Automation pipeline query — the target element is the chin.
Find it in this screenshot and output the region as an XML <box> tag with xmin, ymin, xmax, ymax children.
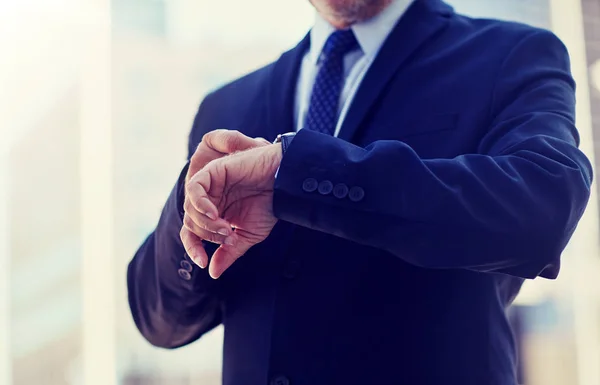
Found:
<box><xmin>316</xmin><ymin>0</ymin><xmax>392</xmax><ymax>24</ymax></box>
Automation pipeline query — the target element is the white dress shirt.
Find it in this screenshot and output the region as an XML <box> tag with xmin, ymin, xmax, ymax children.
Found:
<box><xmin>294</xmin><ymin>0</ymin><xmax>414</xmax><ymax>137</ymax></box>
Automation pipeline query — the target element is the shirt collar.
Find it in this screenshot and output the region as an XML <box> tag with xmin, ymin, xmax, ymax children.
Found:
<box><xmin>309</xmin><ymin>0</ymin><xmax>414</xmax><ymax>65</ymax></box>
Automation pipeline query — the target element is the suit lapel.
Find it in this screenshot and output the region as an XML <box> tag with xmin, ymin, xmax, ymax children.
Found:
<box><xmin>338</xmin><ymin>0</ymin><xmax>454</xmax><ymax>142</ymax></box>
<box><xmin>265</xmin><ymin>33</ymin><xmax>310</xmax><ymax>141</ymax></box>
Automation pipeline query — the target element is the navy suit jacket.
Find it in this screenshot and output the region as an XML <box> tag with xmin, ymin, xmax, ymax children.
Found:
<box><xmin>128</xmin><ymin>1</ymin><xmax>593</xmax><ymax>384</ymax></box>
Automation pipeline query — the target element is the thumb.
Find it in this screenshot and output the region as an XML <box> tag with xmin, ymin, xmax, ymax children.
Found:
<box><xmin>208</xmin><ymin>235</ymin><xmax>254</xmax><ymax>279</ymax></box>
<box><xmin>203</xmin><ymin>129</ymin><xmax>266</xmax><ymax>154</ymax></box>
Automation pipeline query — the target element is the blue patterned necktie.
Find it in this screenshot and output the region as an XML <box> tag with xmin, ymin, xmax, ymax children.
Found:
<box><xmin>304</xmin><ymin>29</ymin><xmax>359</xmax><ymax>136</ymax></box>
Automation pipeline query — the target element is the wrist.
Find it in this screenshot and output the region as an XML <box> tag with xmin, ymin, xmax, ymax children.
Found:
<box><xmin>268</xmin><ymin>143</ymin><xmax>283</xmax><ymax>179</ymax></box>
<box><xmin>273</xmin><ymin>132</ymin><xmax>295</xmax><ymax>180</ymax></box>
<box><xmin>177</xmin><ymin>161</ymin><xmax>191</xmax><ymax>221</ymax></box>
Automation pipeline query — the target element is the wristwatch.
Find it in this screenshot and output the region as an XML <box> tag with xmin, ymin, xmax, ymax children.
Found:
<box><xmin>273</xmin><ymin>132</ymin><xmax>296</xmax><ymax>155</ymax></box>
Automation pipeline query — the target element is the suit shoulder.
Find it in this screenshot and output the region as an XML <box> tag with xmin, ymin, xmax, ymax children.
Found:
<box><xmin>446</xmin><ymin>14</ymin><xmax>564</xmax><ymax>62</ymax></box>
<box><xmin>449</xmin><ymin>13</ymin><xmax>562</xmax><ymax>51</ymax></box>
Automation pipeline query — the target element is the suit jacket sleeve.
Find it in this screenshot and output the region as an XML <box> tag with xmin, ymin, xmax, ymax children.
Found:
<box><xmin>127</xmin><ymin>94</ymin><xmax>223</xmax><ymax>349</ymax></box>
<box><xmin>273</xmin><ymin>30</ymin><xmax>593</xmax><ymax>280</ymax></box>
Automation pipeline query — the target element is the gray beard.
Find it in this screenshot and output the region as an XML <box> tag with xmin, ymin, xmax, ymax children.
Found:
<box><xmin>328</xmin><ymin>0</ymin><xmax>393</xmax><ymax>25</ymax></box>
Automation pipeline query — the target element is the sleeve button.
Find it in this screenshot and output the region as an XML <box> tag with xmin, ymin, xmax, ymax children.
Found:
<box><xmin>318</xmin><ymin>180</ymin><xmax>333</xmax><ymax>195</ymax></box>
<box><xmin>302</xmin><ymin>178</ymin><xmax>318</xmax><ymax>192</ymax></box>
<box><xmin>348</xmin><ymin>186</ymin><xmax>365</xmax><ymax>202</ymax></box>
<box><xmin>270</xmin><ymin>376</ymin><xmax>290</xmax><ymax>385</ymax></box>
<box><xmin>333</xmin><ymin>183</ymin><xmax>348</xmax><ymax>199</ymax></box>
<box><xmin>178</xmin><ymin>268</ymin><xmax>192</xmax><ymax>281</ymax></box>
<box><xmin>180</xmin><ymin>260</ymin><xmax>193</xmax><ymax>272</ymax></box>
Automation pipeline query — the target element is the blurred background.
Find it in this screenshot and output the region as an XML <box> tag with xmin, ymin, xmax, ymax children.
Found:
<box><xmin>2</xmin><ymin>0</ymin><xmax>600</xmax><ymax>384</ymax></box>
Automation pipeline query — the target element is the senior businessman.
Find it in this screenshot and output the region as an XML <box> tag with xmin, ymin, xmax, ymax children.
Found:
<box><xmin>128</xmin><ymin>0</ymin><xmax>593</xmax><ymax>384</ymax></box>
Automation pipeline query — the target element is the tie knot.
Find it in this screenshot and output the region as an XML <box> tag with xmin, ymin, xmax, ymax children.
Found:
<box><xmin>321</xmin><ymin>29</ymin><xmax>358</xmax><ymax>59</ymax></box>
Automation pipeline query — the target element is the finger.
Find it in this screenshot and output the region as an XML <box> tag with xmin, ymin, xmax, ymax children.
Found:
<box><xmin>180</xmin><ymin>227</ymin><xmax>209</xmax><ymax>268</ymax></box>
<box><xmin>254</xmin><ymin>137</ymin><xmax>271</xmax><ymax>145</ymax></box>
<box><xmin>186</xmin><ymin>171</ymin><xmax>219</xmax><ymax>220</ymax></box>
<box><xmin>208</xmin><ymin>233</ymin><xmax>253</xmax><ymax>279</ymax></box>
<box><xmin>203</xmin><ymin>129</ymin><xmax>268</xmax><ymax>154</ymax></box>
<box><xmin>189</xmin><ymin>132</ymin><xmax>269</xmax><ymax>183</ymax></box>
<box><xmin>188</xmin><ymin>140</ymin><xmax>221</xmax><ymax>173</ymax></box>
<box><xmin>183</xmin><ymin>213</ymin><xmax>232</xmax><ymax>245</ymax></box>
<box><xmin>184</xmin><ymin>197</ymin><xmax>232</xmax><ymax>236</ymax></box>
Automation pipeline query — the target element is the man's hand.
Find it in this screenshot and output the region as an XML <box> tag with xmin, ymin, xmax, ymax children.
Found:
<box><xmin>186</xmin><ymin>138</ymin><xmax>283</xmax><ymax>279</ymax></box>
<box><xmin>181</xmin><ymin>130</ymin><xmax>270</xmax><ymax>269</ymax></box>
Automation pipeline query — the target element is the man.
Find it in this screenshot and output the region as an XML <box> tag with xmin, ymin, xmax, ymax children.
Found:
<box><xmin>127</xmin><ymin>0</ymin><xmax>593</xmax><ymax>384</ymax></box>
